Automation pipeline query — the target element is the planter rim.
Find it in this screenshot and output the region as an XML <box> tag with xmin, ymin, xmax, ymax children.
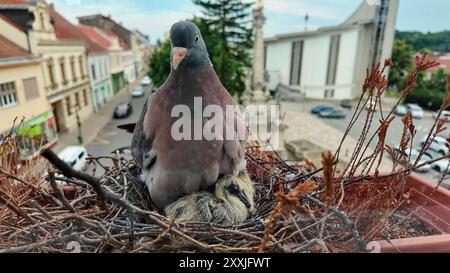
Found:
<box><xmin>368</xmin><ymin>174</ymin><xmax>450</xmax><ymax>253</ymax></box>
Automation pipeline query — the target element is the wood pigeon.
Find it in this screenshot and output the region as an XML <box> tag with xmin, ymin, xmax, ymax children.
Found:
<box><xmin>122</xmin><ymin>21</ymin><xmax>246</xmax><ymax>210</ymax></box>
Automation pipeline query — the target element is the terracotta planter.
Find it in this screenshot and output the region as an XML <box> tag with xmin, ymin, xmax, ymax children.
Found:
<box><xmin>368</xmin><ymin>174</ymin><xmax>450</xmax><ymax>253</ymax></box>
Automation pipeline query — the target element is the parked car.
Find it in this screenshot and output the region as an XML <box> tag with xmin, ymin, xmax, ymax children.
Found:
<box><xmin>392</xmin><ymin>147</ymin><xmax>431</xmax><ymax>173</ymax></box>
<box><xmin>131</xmin><ymin>87</ymin><xmax>145</xmax><ymax>97</ymax></box>
<box><xmin>425</xmin><ymin>149</ymin><xmax>450</xmax><ymax>174</ymax></box>
<box><xmin>366</xmin><ymin>100</ymin><xmax>377</xmax><ymax>112</ymax></box>
<box><xmin>394</xmin><ymin>105</ymin><xmax>407</xmax><ymax>116</ymax></box>
<box><xmin>141</xmin><ymin>76</ymin><xmax>151</xmax><ymax>86</ymax></box>
<box><xmin>319</xmin><ymin>109</ymin><xmax>346</xmax><ymax>119</ymax></box>
<box><xmin>58</xmin><ymin>146</ymin><xmax>88</xmax><ymax>172</ymax></box>
<box><xmin>113</xmin><ymin>102</ymin><xmax>133</xmax><ymax>119</ymax></box>
<box><xmin>311</xmin><ymin>105</ymin><xmax>334</xmax><ymax>114</ymax></box>
<box><xmin>432</xmin><ymin>110</ymin><xmax>450</xmax><ymax>121</ymax></box>
<box><xmin>406</xmin><ymin>104</ymin><xmax>424</xmax><ymax>119</ymax></box>
<box><xmin>340</xmin><ymin>99</ymin><xmax>352</xmax><ymax>109</ymax></box>
<box><xmin>420</xmin><ymin>135</ymin><xmax>448</xmax><ymax>155</ymax></box>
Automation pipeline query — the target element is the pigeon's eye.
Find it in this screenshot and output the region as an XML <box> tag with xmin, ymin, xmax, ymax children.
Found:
<box><xmin>195</xmin><ymin>35</ymin><xmax>199</xmax><ymax>43</ymax></box>
<box><xmin>227</xmin><ymin>184</ymin><xmax>240</xmax><ymax>195</ymax></box>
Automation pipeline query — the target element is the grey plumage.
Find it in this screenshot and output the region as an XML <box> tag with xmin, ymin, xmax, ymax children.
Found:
<box><xmin>164</xmin><ymin>171</ymin><xmax>255</xmax><ymax>225</ymax></box>
<box><xmin>130</xmin><ymin>21</ymin><xmax>246</xmax><ymax>210</ymax></box>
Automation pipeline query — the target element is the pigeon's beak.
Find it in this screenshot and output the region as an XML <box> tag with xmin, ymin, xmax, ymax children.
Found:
<box><xmin>172</xmin><ymin>47</ymin><xmax>187</xmax><ymax>70</ymax></box>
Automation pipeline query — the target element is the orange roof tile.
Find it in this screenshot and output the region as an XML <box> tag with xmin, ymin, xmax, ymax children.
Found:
<box><xmin>0</xmin><ymin>34</ymin><xmax>31</xmax><ymax>59</ymax></box>
<box><xmin>49</xmin><ymin>7</ymin><xmax>86</xmax><ymax>42</ymax></box>
<box><xmin>77</xmin><ymin>25</ymin><xmax>111</xmax><ymax>49</ymax></box>
<box><xmin>98</xmin><ymin>28</ymin><xmax>130</xmax><ymax>50</ymax></box>
<box><xmin>0</xmin><ymin>0</ymin><xmax>27</xmax><ymax>5</ymax></box>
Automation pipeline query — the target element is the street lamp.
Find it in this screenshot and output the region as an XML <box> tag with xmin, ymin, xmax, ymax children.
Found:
<box><xmin>76</xmin><ymin>106</ymin><xmax>83</xmax><ymax>145</ymax></box>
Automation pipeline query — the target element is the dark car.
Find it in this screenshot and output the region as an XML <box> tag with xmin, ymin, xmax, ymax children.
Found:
<box><xmin>113</xmin><ymin>102</ymin><xmax>133</xmax><ymax>119</ymax></box>
<box><xmin>311</xmin><ymin>105</ymin><xmax>334</xmax><ymax>114</ymax></box>
<box><xmin>340</xmin><ymin>99</ymin><xmax>352</xmax><ymax>109</ymax></box>
<box><xmin>319</xmin><ymin>109</ymin><xmax>346</xmax><ymax>119</ymax></box>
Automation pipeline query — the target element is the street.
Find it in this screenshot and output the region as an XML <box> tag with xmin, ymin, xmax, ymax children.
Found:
<box><xmin>86</xmin><ymin>85</ymin><xmax>152</xmax><ymax>157</ymax></box>
<box><xmin>282</xmin><ymin>99</ymin><xmax>450</xmax><ymax>184</ymax></box>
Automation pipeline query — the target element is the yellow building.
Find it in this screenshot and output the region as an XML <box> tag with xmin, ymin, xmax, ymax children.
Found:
<box><xmin>0</xmin><ymin>34</ymin><xmax>57</xmax><ymax>160</ymax></box>
<box><xmin>0</xmin><ymin>0</ymin><xmax>93</xmax><ymax>133</ymax></box>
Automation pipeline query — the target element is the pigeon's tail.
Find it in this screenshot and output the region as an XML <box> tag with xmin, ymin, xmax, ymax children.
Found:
<box><xmin>117</xmin><ymin>123</ymin><xmax>136</xmax><ymax>134</ymax></box>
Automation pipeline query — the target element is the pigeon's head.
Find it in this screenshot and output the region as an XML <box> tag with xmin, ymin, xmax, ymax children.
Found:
<box><xmin>169</xmin><ymin>21</ymin><xmax>210</xmax><ymax>70</ymax></box>
<box><xmin>215</xmin><ymin>174</ymin><xmax>255</xmax><ymax>214</ymax></box>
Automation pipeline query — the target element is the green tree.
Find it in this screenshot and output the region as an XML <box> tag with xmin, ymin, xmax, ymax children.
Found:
<box><xmin>395</xmin><ymin>30</ymin><xmax>450</xmax><ymax>53</ymax></box>
<box><xmin>193</xmin><ymin>0</ymin><xmax>253</xmax><ymax>97</ymax></box>
<box><xmin>388</xmin><ymin>40</ymin><xmax>414</xmax><ymax>90</ymax></box>
<box><xmin>148</xmin><ymin>38</ymin><xmax>171</xmax><ymax>88</ymax></box>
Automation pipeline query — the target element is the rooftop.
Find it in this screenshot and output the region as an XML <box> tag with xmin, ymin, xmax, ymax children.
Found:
<box><xmin>76</xmin><ymin>25</ymin><xmax>109</xmax><ymax>54</ymax></box>
<box><xmin>0</xmin><ymin>34</ymin><xmax>31</xmax><ymax>59</ymax></box>
<box><xmin>49</xmin><ymin>7</ymin><xmax>86</xmax><ymax>43</ymax></box>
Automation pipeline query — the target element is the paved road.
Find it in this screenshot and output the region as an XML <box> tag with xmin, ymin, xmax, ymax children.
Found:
<box><xmin>282</xmin><ymin>100</ymin><xmax>449</xmax><ymax>184</ymax></box>
<box><xmin>86</xmin><ymin>85</ymin><xmax>153</xmax><ymax>157</ymax></box>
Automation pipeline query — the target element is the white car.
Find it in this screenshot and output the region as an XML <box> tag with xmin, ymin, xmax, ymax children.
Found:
<box><xmin>406</xmin><ymin>104</ymin><xmax>424</xmax><ymax>119</ymax></box>
<box><xmin>58</xmin><ymin>146</ymin><xmax>88</xmax><ymax>172</ymax></box>
<box><xmin>392</xmin><ymin>146</ymin><xmax>431</xmax><ymax>173</ymax></box>
<box><xmin>394</xmin><ymin>105</ymin><xmax>407</xmax><ymax>116</ymax></box>
<box><xmin>131</xmin><ymin>87</ymin><xmax>145</xmax><ymax>97</ymax></box>
<box><xmin>141</xmin><ymin>76</ymin><xmax>151</xmax><ymax>86</ymax></box>
<box><xmin>420</xmin><ymin>135</ymin><xmax>449</xmax><ymax>155</ymax></box>
<box><xmin>432</xmin><ymin>110</ymin><xmax>450</xmax><ymax>121</ymax></box>
<box><xmin>425</xmin><ymin>150</ymin><xmax>450</xmax><ymax>174</ymax></box>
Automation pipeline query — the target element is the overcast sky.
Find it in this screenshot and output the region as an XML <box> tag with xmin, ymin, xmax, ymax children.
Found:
<box><xmin>49</xmin><ymin>0</ymin><xmax>450</xmax><ymax>43</ymax></box>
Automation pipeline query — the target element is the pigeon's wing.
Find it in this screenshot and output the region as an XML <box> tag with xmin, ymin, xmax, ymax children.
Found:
<box><xmin>131</xmin><ymin>93</ymin><xmax>155</xmax><ymax>169</ymax></box>
<box><xmin>222</xmin><ymin>99</ymin><xmax>247</xmax><ymax>175</ymax></box>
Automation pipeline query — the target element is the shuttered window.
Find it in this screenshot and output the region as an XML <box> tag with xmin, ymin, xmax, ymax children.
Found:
<box><xmin>23</xmin><ymin>77</ymin><xmax>39</xmax><ymax>101</ymax></box>
<box><xmin>290</xmin><ymin>41</ymin><xmax>304</xmax><ymax>85</ymax></box>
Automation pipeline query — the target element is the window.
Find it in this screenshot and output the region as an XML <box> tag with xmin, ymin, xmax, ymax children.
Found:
<box><xmin>47</xmin><ymin>60</ymin><xmax>56</xmax><ymax>86</ymax></box>
<box><xmin>60</xmin><ymin>57</ymin><xmax>67</xmax><ymax>84</ymax></box>
<box><xmin>66</xmin><ymin>97</ymin><xmax>72</xmax><ymax>115</ymax></box>
<box><xmin>325</xmin><ymin>34</ymin><xmax>341</xmax><ymax>98</ymax></box>
<box><xmin>0</xmin><ymin>81</ymin><xmax>18</xmax><ymax>108</ymax></box>
<box><xmin>70</xmin><ymin>57</ymin><xmax>77</xmax><ymax>82</ymax></box>
<box><xmin>83</xmin><ymin>89</ymin><xmax>89</xmax><ymax>106</ymax></box>
<box><xmin>91</xmin><ymin>64</ymin><xmax>96</xmax><ymax>80</ymax></box>
<box><xmin>290</xmin><ymin>41</ymin><xmax>304</xmax><ymax>85</ymax></box>
<box><xmin>79</xmin><ymin>56</ymin><xmax>85</xmax><ymax>79</ymax></box>
<box><xmin>75</xmin><ymin>92</ymin><xmax>80</xmax><ymax>109</ymax></box>
<box><xmin>23</xmin><ymin>77</ymin><xmax>39</xmax><ymax>101</ymax></box>
<box><xmin>40</xmin><ymin>12</ymin><xmax>45</xmax><ymax>30</ymax></box>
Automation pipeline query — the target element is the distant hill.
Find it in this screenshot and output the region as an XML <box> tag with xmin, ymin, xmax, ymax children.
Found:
<box><xmin>395</xmin><ymin>30</ymin><xmax>450</xmax><ymax>53</ymax></box>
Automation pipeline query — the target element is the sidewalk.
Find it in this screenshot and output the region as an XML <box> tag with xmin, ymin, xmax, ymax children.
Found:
<box><xmin>54</xmin><ymin>76</ymin><xmax>143</xmax><ymax>153</ymax></box>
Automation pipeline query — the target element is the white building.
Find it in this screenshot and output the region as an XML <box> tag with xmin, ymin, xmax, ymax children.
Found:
<box><xmin>265</xmin><ymin>0</ymin><xmax>399</xmax><ymax>100</ymax></box>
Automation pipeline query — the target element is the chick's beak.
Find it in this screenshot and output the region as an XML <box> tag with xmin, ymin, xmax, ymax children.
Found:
<box><xmin>236</xmin><ymin>192</ymin><xmax>251</xmax><ymax>209</ymax></box>
<box><xmin>172</xmin><ymin>47</ymin><xmax>187</xmax><ymax>70</ymax></box>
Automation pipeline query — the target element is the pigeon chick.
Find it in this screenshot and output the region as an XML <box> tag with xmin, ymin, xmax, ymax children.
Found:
<box><xmin>165</xmin><ymin>171</ymin><xmax>255</xmax><ymax>225</ymax></box>
<box><xmin>129</xmin><ymin>21</ymin><xmax>246</xmax><ymax>210</ymax></box>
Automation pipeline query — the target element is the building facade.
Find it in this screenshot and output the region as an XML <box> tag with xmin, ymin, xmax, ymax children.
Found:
<box><xmin>96</xmin><ymin>28</ymin><xmax>132</xmax><ymax>93</ymax></box>
<box><xmin>0</xmin><ymin>34</ymin><xmax>57</xmax><ymax>160</ymax></box>
<box><xmin>77</xmin><ymin>25</ymin><xmax>113</xmax><ymax>112</ymax></box>
<box><xmin>0</xmin><ymin>0</ymin><xmax>94</xmax><ymax>133</ymax></box>
<box><xmin>264</xmin><ymin>0</ymin><xmax>399</xmax><ymax>100</ymax></box>
<box><xmin>78</xmin><ymin>14</ymin><xmax>146</xmax><ymax>81</ymax></box>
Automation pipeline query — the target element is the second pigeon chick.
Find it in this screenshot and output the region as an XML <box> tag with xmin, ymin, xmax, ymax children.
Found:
<box><xmin>164</xmin><ymin>171</ymin><xmax>255</xmax><ymax>225</ymax></box>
